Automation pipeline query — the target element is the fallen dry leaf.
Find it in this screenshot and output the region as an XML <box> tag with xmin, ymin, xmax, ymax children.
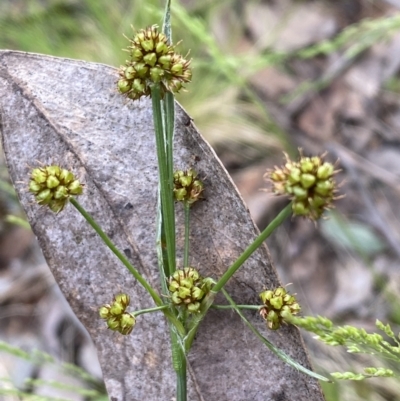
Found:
<box><xmin>0</xmin><ymin>51</ymin><xmax>324</xmax><ymax>401</ymax></box>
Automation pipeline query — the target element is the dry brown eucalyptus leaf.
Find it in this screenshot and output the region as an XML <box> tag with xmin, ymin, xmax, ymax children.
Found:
<box><xmin>0</xmin><ymin>51</ymin><xmax>325</xmax><ymax>401</ymax></box>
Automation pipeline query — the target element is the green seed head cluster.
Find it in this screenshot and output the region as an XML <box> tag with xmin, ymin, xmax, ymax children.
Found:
<box><xmin>265</xmin><ymin>152</ymin><xmax>338</xmax><ymax>220</ymax></box>
<box><xmin>259</xmin><ymin>287</ymin><xmax>301</xmax><ymax>330</ymax></box>
<box><xmin>331</xmin><ymin>367</ymin><xmax>394</xmax><ymax>381</ymax></box>
<box><xmin>28</xmin><ymin>165</ymin><xmax>83</xmax><ymax>213</ymax></box>
<box><xmin>118</xmin><ymin>25</ymin><xmax>192</xmax><ymax>100</ymax></box>
<box><xmin>99</xmin><ymin>293</ymin><xmax>135</xmax><ymax>335</ymax></box>
<box><xmin>173</xmin><ymin>169</ymin><xmax>204</xmax><ymax>204</ymax></box>
<box><xmin>168</xmin><ymin>267</ymin><xmax>212</xmax><ymax>314</ymax></box>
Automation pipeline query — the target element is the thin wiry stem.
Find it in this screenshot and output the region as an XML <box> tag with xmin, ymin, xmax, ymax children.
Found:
<box><xmin>183</xmin><ymin>201</ymin><xmax>190</xmax><ymax>267</ymax></box>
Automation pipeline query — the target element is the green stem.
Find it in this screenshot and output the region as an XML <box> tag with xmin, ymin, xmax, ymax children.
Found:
<box><xmin>5</xmin><ymin>215</ymin><xmax>30</xmax><ymax>230</ymax></box>
<box><xmin>164</xmin><ymin>91</ymin><xmax>176</xmax><ymax>273</ymax></box>
<box><xmin>133</xmin><ymin>305</ymin><xmax>169</xmax><ymax>317</ymax></box>
<box><xmin>176</xmin><ymin>352</ymin><xmax>187</xmax><ymax>401</ymax></box>
<box><xmin>169</xmin><ymin>327</ymin><xmax>187</xmax><ymax>401</ymax></box>
<box><xmin>211</xmin><ymin>305</ymin><xmax>260</xmax><ymax>311</ymax></box>
<box><xmin>212</xmin><ymin>203</ymin><xmax>292</xmax><ymax>293</ymax></box>
<box><xmin>70</xmin><ymin>198</ymin><xmax>162</xmax><ymax>306</ymax></box>
<box><xmin>185</xmin><ymin>203</ymin><xmax>292</xmax><ymax>348</ymax></box>
<box><xmin>156</xmin><ymin>199</ymin><xmax>169</xmax><ymax>296</ymax></box>
<box><xmin>70</xmin><ymin>198</ymin><xmax>186</xmax><ymax>336</ymax></box>
<box><xmin>151</xmin><ymin>85</ymin><xmax>176</xmax><ymax>277</ymax></box>
<box><xmin>183</xmin><ymin>201</ymin><xmax>190</xmax><ymax>267</ymax></box>
<box><xmin>162</xmin><ymin>0</ymin><xmax>172</xmax><ymax>42</ymax></box>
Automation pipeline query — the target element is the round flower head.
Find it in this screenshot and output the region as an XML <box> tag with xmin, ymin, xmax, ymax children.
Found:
<box><xmin>99</xmin><ymin>293</ymin><xmax>136</xmax><ymax>335</ymax></box>
<box><xmin>168</xmin><ymin>267</ymin><xmax>212</xmax><ymax>314</ymax></box>
<box><xmin>259</xmin><ymin>287</ymin><xmax>301</xmax><ymax>330</ymax></box>
<box><xmin>117</xmin><ymin>25</ymin><xmax>192</xmax><ymax>101</ymax></box>
<box><xmin>173</xmin><ymin>169</ymin><xmax>204</xmax><ymax>204</ymax></box>
<box><xmin>265</xmin><ymin>151</ymin><xmax>340</xmax><ymax>220</ymax></box>
<box><xmin>28</xmin><ymin>165</ymin><xmax>83</xmax><ymax>213</ymax></box>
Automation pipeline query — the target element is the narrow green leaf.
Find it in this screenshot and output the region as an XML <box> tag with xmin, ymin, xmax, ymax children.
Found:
<box><xmin>151</xmin><ymin>85</ymin><xmax>176</xmax><ymax>277</ymax></box>
<box><xmin>5</xmin><ymin>214</ymin><xmax>31</xmax><ymax>229</ymax></box>
<box><xmin>162</xmin><ymin>0</ymin><xmax>172</xmax><ymax>42</ymax></box>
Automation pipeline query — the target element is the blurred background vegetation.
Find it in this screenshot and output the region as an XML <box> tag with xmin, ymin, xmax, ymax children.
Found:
<box><xmin>1</xmin><ymin>0</ymin><xmax>400</xmax><ymax>400</ymax></box>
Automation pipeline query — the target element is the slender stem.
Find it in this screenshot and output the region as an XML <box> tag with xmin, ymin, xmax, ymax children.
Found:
<box><xmin>162</xmin><ymin>5</ymin><xmax>187</xmax><ymax>397</ymax></box>
<box><xmin>211</xmin><ymin>304</ymin><xmax>260</xmax><ymax>311</ymax></box>
<box><xmin>151</xmin><ymin>85</ymin><xmax>176</xmax><ymax>277</ymax></box>
<box><xmin>176</xmin><ymin>355</ymin><xmax>187</xmax><ymax>401</ymax></box>
<box><xmin>221</xmin><ymin>288</ymin><xmax>262</xmax><ymax>338</ymax></box>
<box><xmin>70</xmin><ymin>198</ymin><xmax>186</xmax><ymax>336</ymax></box>
<box><xmin>162</xmin><ymin>0</ymin><xmax>172</xmax><ymax>42</ymax></box>
<box><xmin>212</xmin><ymin>203</ymin><xmax>292</xmax><ymax>293</ymax></box>
<box><xmin>184</xmin><ymin>203</ymin><xmax>292</xmax><ymax>348</ymax></box>
<box><xmin>70</xmin><ymin>198</ymin><xmax>163</xmax><ymax>306</ymax></box>
<box><xmin>5</xmin><ymin>215</ymin><xmax>31</xmax><ymax>229</ymax></box>
<box><xmin>156</xmin><ymin>197</ymin><xmax>169</xmax><ymax>296</ymax></box>
<box><xmin>133</xmin><ymin>305</ymin><xmax>169</xmax><ymax>317</ymax></box>
<box><xmin>183</xmin><ymin>201</ymin><xmax>190</xmax><ymax>267</ymax></box>
<box><xmin>164</xmin><ymin>91</ymin><xmax>176</xmax><ymax>273</ymax></box>
<box><xmin>170</xmin><ymin>327</ymin><xmax>187</xmax><ymax>401</ymax></box>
